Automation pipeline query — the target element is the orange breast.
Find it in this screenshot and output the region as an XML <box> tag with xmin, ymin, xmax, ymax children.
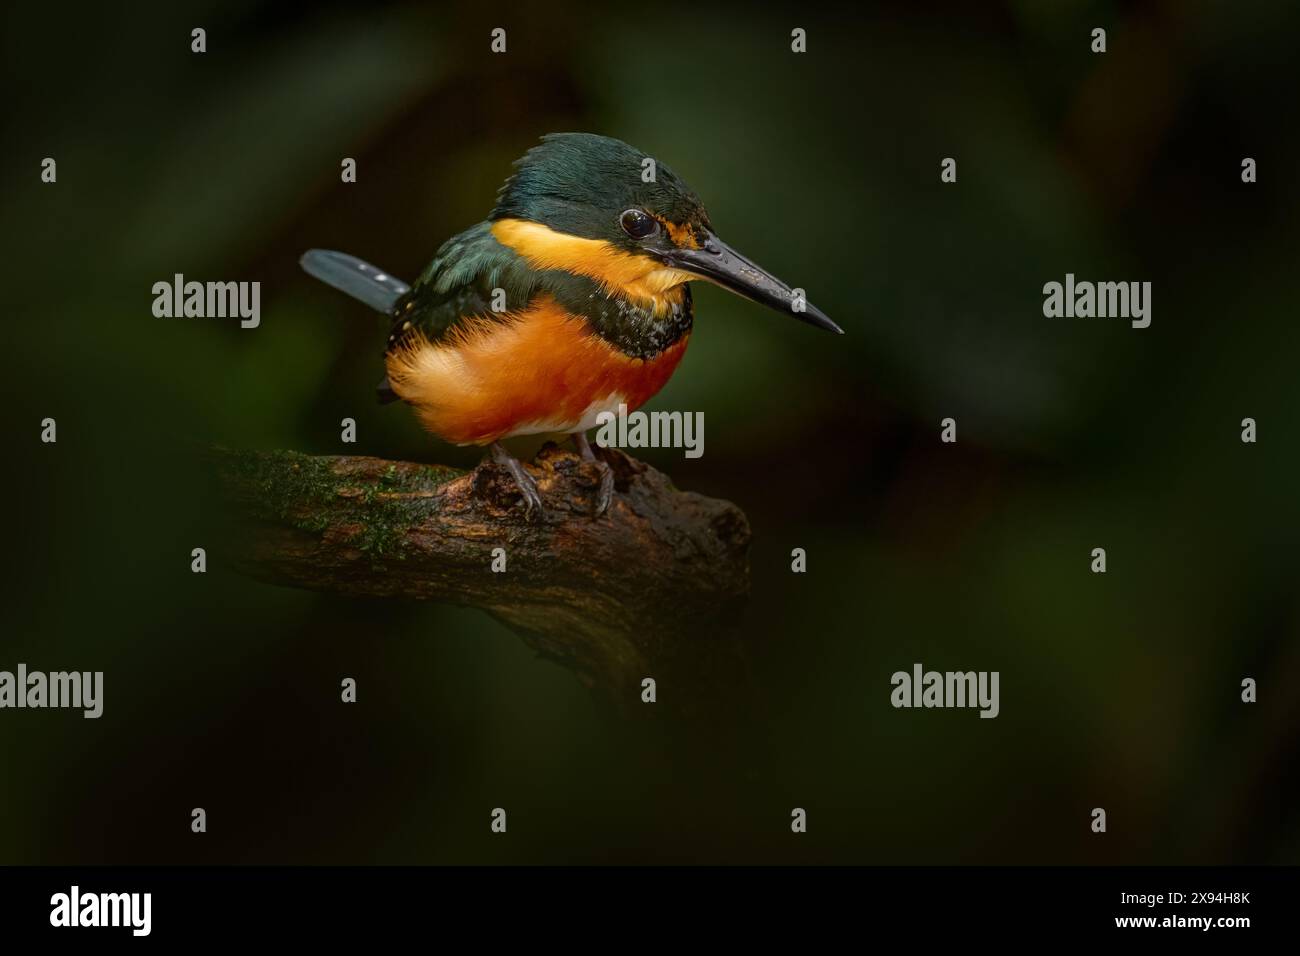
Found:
<box><xmin>384</xmin><ymin>296</ymin><xmax>690</xmax><ymax>446</ymax></box>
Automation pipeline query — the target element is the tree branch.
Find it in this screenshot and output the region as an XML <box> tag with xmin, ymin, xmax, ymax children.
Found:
<box><xmin>212</xmin><ymin>444</ymin><xmax>753</xmax><ymax>713</ymax></box>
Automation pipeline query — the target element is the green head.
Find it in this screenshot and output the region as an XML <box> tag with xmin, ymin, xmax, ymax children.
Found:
<box><xmin>492</xmin><ymin>132</ymin><xmax>711</xmax><ymax>253</ymax></box>
<box><xmin>489</xmin><ymin>132</ymin><xmax>842</xmax><ymax>334</ymax></box>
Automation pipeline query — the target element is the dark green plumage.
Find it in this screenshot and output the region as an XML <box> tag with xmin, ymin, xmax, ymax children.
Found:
<box><xmin>384</xmin><ymin>133</ymin><xmax>708</xmax><ymax>373</ymax></box>
<box><xmin>385</xmin><ymin>185</ymin><xmax>695</xmax><ymax>390</ymax></box>
<box><xmin>491</xmin><ymin>132</ymin><xmax>712</xmax><ymax>251</ymax></box>
<box><xmin>386</xmin><ymin>223</ymin><xmax>692</xmax><ymax>360</ymax></box>
<box><xmin>308</xmin><ymin>131</ymin><xmax>839</xmax><ymax>416</ymax></box>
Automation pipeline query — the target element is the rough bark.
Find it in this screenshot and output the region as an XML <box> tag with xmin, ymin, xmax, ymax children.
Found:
<box><xmin>211</xmin><ymin>444</ymin><xmax>753</xmax><ymax>715</ymax></box>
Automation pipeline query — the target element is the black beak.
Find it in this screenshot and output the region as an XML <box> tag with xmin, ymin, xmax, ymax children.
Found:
<box><xmin>661</xmin><ymin>230</ymin><xmax>844</xmax><ymax>334</ymax></box>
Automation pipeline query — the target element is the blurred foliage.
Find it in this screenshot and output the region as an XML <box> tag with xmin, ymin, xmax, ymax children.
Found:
<box><xmin>0</xmin><ymin>0</ymin><xmax>1296</xmax><ymax>864</ymax></box>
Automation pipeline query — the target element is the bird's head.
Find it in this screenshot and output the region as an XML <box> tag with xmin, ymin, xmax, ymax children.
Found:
<box><xmin>488</xmin><ymin>132</ymin><xmax>842</xmax><ymax>333</ymax></box>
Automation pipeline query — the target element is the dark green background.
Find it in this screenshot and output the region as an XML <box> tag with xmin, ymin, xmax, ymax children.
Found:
<box><xmin>1</xmin><ymin>0</ymin><xmax>1296</xmax><ymax>864</ymax></box>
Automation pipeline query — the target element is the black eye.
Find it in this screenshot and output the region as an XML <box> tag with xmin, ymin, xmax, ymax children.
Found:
<box><xmin>620</xmin><ymin>209</ymin><xmax>658</xmax><ymax>240</ymax></box>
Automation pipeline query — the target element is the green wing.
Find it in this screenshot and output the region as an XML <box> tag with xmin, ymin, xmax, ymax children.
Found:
<box><xmin>384</xmin><ymin>222</ymin><xmax>539</xmax><ymax>355</ymax></box>
<box><xmin>375</xmin><ymin>220</ymin><xmax>694</xmax><ymax>403</ymax></box>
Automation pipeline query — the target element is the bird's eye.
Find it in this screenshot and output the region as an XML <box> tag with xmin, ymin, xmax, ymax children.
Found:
<box><xmin>620</xmin><ymin>209</ymin><xmax>658</xmax><ymax>240</ymax></box>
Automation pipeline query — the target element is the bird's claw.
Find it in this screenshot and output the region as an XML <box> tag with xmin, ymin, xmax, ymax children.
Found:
<box><xmin>514</xmin><ymin>469</ymin><xmax>545</xmax><ymax>521</ymax></box>
<box><xmin>592</xmin><ymin>461</ymin><xmax>614</xmax><ymax>517</ymax></box>
<box><xmin>574</xmin><ymin>432</ymin><xmax>614</xmax><ymax>518</ymax></box>
<box><xmin>488</xmin><ymin>442</ymin><xmax>545</xmax><ymax>521</ymax></box>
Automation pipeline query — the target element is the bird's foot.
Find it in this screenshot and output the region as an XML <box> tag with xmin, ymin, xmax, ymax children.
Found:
<box><xmin>486</xmin><ymin>442</ymin><xmax>544</xmax><ymax>521</ymax></box>
<box><xmin>573</xmin><ymin>432</ymin><xmax>614</xmax><ymax>517</ymax></box>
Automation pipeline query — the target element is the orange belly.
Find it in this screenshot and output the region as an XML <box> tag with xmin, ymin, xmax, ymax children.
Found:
<box><xmin>384</xmin><ymin>295</ymin><xmax>690</xmax><ymax>446</ymax></box>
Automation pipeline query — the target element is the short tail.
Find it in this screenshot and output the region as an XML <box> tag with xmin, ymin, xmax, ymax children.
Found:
<box><xmin>300</xmin><ymin>249</ymin><xmax>410</xmax><ymax>313</ymax></box>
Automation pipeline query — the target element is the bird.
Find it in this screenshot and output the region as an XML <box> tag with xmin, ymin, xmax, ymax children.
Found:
<box><xmin>301</xmin><ymin>132</ymin><xmax>842</xmax><ymax>519</ymax></box>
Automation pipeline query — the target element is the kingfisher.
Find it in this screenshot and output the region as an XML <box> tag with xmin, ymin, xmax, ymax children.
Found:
<box><xmin>301</xmin><ymin>132</ymin><xmax>841</xmax><ymax>519</ymax></box>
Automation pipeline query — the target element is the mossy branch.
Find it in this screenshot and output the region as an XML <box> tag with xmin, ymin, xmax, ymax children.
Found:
<box><xmin>211</xmin><ymin>444</ymin><xmax>753</xmax><ymax>712</ymax></box>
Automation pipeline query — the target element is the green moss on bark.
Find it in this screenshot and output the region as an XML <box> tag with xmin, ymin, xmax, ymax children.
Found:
<box><xmin>223</xmin><ymin>449</ymin><xmax>462</xmax><ymax>556</ymax></box>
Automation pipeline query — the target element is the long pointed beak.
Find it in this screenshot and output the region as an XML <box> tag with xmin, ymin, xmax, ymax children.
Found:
<box><xmin>660</xmin><ymin>231</ymin><xmax>844</xmax><ymax>334</ymax></box>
